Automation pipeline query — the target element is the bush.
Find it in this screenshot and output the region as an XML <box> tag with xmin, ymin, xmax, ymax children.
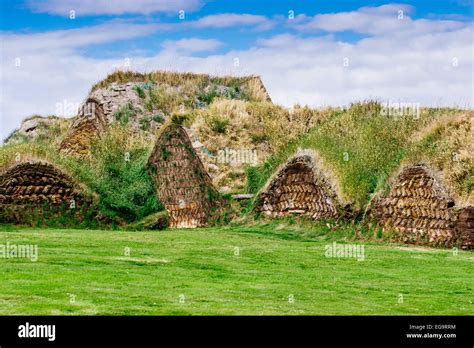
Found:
<box><xmin>170</xmin><ymin>112</ymin><xmax>193</xmax><ymax>126</ymax></box>
<box><xmin>139</xmin><ymin>117</ymin><xmax>151</xmax><ymax>131</ymax></box>
<box><xmin>197</xmin><ymin>85</ymin><xmax>220</xmax><ymax>104</ymax></box>
<box><xmin>134</xmin><ymin>85</ymin><xmax>146</xmax><ymax>99</ymax></box>
<box><xmin>152</xmin><ymin>113</ymin><xmax>165</xmax><ymax>123</ymax></box>
<box><xmin>77</xmin><ymin>125</ymin><xmax>164</xmax><ymax>222</ymax></box>
<box><xmin>207</xmin><ymin>115</ymin><xmax>229</xmax><ymax>134</ymax></box>
<box><xmin>113</xmin><ymin>103</ymin><xmax>136</xmax><ymax>125</ymax></box>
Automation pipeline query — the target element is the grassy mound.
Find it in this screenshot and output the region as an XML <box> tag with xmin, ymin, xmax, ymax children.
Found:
<box><xmin>0</xmin><ymin>125</ymin><xmax>162</xmax><ymax>225</ymax></box>
<box><xmin>3</xmin><ymin>67</ymin><xmax>472</xmax><ymax>231</ymax></box>
<box><xmin>246</xmin><ymin>102</ymin><xmax>473</xmax><ymax>211</ymax></box>
<box><xmin>186</xmin><ymin>99</ymin><xmax>330</xmax><ymax>191</ymax></box>
<box><xmin>91</xmin><ymin>70</ymin><xmax>270</xmax><ymax>103</ymax></box>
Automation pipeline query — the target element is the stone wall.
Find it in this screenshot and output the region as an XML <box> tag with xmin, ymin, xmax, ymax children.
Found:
<box><xmin>147</xmin><ymin>124</ymin><xmax>222</xmax><ymax>228</ymax></box>
<box><xmin>373</xmin><ymin>164</ymin><xmax>463</xmax><ymax>247</ymax></box>
<box><xmin>0</xmin><ymin>160</ymin><xmax>92</xmax><ymax>224</ymax></box>
<box><xmin>256</xmin><ymin>151</ymin><xmax>344</xmax><ymax>220</ymax></box>
<box><xmin>59</xmin><ymin>98</ymin><xmax>107</xmax><ymax>156</ymax></box>
<box><xmin>86</xmin><ymin>82</ymin><xmax>143</xmax><ymax>124</ymax></box>
<box><xmin>59</xmin><ymin>82</ymin><xmax>156</xmax><ymax>156</ymax></box>
<box><xmin>457</xmin><ymin>206</ymin><xmax>474</xmax><ymax>249</ymax></box>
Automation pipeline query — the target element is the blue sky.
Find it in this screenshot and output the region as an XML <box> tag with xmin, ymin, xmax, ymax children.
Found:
<box><xmin>2</xmin><ymin>0</ymin><xmax>472</xmax><ymax>56</ymax></box>
<box><xmin>0</xmin><ymin>0</ymin><xmax>473</xmax><ymax>141</ymax></box>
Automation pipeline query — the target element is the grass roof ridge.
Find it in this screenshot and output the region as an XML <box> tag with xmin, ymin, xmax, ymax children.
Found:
<box><xmin>90</xmin><ymin>69</ymin><xmax>267</xmax><ymax>93</ymax></box>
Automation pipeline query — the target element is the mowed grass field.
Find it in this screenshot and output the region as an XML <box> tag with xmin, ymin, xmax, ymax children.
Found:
<box><xmin>0</xmin><ymin>224</ymin><xmax>472</xmax><ymax>315</ymax></box>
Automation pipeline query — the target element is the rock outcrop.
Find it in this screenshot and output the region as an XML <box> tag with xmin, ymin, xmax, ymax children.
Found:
<box><xmin>4</xmin><ymin>116</ymin><xmax>71</xmax><ymax>145</ymax></box>
<box><xmin>59</xmin><ymin>82</ymin><xmax>160</xmax><ymax>156</ymax></box>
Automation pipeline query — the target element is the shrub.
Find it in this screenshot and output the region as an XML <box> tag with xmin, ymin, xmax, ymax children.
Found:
<box><xmin>77</xmin><ymin>125</ymin><xmax>163</xmax><ymax>222</ymax></box>
<box><xmin>198</xmin><ymin>84</ymin><xmax>220</xmax><ymax>104</ymax></box>
<box><xmin>152</xmin><ymin>113</ymin><xmax>165</xmax><ymax>123</ymax></box>
<box><xmin>134</xmin><ymin>85</ymin><xmax>146</xmax><ymax>99</ymax></box>
<box><xmin>139</xmin><ymin>117</ymin><xmax>151</xmax><ymax>131</ymax></box>
<box><xmin>207</xmin><ymin>115</ymin><xmax>230</xmax><ymax>134</ymax></box>
<box><xmin>170</xmin><ymin>113</ymin><xmax>193</xmax><ymax>126</ymax></box>
<box><xmin>113</xmin><ymin>103</ymin><xmax>136</xmax><ymax>125</ymax></box>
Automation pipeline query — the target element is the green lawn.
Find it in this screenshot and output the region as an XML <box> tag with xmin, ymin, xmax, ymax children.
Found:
<box><xmin>0</xmin><ymin>225</ymin><xmax>472</xmax><ymax>315</ymax></box>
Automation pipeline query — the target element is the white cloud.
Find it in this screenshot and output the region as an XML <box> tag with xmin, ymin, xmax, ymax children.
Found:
<box><xmin>293</xmin><ymin>4</ymin><xmax>466</xmax><ymax>36</ymax></box>
<box><xmin>161</xmin><ymin>38</ymin><xmax>222</xmax><ymax>53</ymax></box>
<box><xmin>0</xmin><ymin>22</ymin><xmax>161</xmax><ymax>141</ymax></box>
<box><xmin>27</xmin><ymin>0</ymin><xmax>203</xmax><ymax>16</ymax></box>
<box><xmin>1</xmin><ymin>4</ymin><xmax>473</xmax><ymax>143</ymax></box>
<box><xmin>190</xmin><ymin>13</ymin><xmax>274</xmax><ymax>30</ymax></box>
<box><xmin>2</xmin><ymin>22</ymin><xmax>160</xmax><ymax>54</ymax></box>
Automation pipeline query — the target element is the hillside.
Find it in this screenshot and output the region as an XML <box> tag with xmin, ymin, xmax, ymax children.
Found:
<box><xmin>1</xmin><ymin>70</ymin><xmax>473</xmax><ymax>249</ymax></box>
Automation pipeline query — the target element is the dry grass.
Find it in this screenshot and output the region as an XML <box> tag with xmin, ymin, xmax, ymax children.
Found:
<box><xmin>405</xmin><ymin>112</ymin><xmax>474</xmax><ymax>205</ymax></box>
<box><xmin>189</xmin><ymin>99</ymin><xmax>329</xmax><ymax>191</ymax></box>
<box><xmin>246</xmin><ymin>103</ymin><xmax>332</xmax><ymax>152</ymax></box>
<box><xmin>190</xmin><ymin>99</ymin><xmax>267</xmax><ymax>190</ymax></box>
<box><xmin>91</xmin><ymin>70</ymin><xmax>270</xmax><ymax>102</ymax></box>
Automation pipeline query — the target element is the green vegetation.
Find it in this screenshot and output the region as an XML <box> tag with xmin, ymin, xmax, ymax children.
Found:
<box><xmin>79</xmin><ymin>126</ymin><xmax>163</xmax><ymax>222</ymax></box>
<box><xmin>0</xmin><ymin>225</ymin><xmax>472</xmax><ymax>315</ymax></box>
<box><xmin>1</xmin><ymin>69</ymin><xmax>473</xmax><ymax>316</ymax></box>
<box><xmin>152</xmin><ymin>113</ymin><xmax>165</xmax><ymax>124</ymax></box>
<box><xmin>405</xmin><ymin>114</ymin><xmax>473</xmax><ymax>205</ymax></box>
<box><xmin>197</xmin><ymin>83</ymin><xmax>244</xmax><ymax>105</ymax></box>
<box><xmin>207</xmin><ymin>115</ymin><xmax>230</xmax><ymax>134</ymax></box>
<box><xmin>113</xmin><ymin>102</ymin><xmax>137</xmax><ymax>125</ymax></box>
<box><xmin>125</xmin><ymin>210</ymin><xmax>169</xmax><ymax>231</ymax></box>
<box><xmin>197</xmin><ymin>85</ymin><xmax>220</xmax><ymax>104</ymax></box>
<box><xmin>139</xmin><ymin>116</ymin><xmax>151</xmax><ymax>131</ymax></box>
<box><xmin>246</xmin><ymin>103</ymin><xmax>473</xmax><ymax>209</ymax></box>
<box><xmin>0</xmin><ymin>124</ymin><xmax>163</xmax><ymax>225</ymax></box>
<box><xmin>134</xmin><ymin>85</ymin><xmax>146</xmax><ymax>99</ymax></box>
